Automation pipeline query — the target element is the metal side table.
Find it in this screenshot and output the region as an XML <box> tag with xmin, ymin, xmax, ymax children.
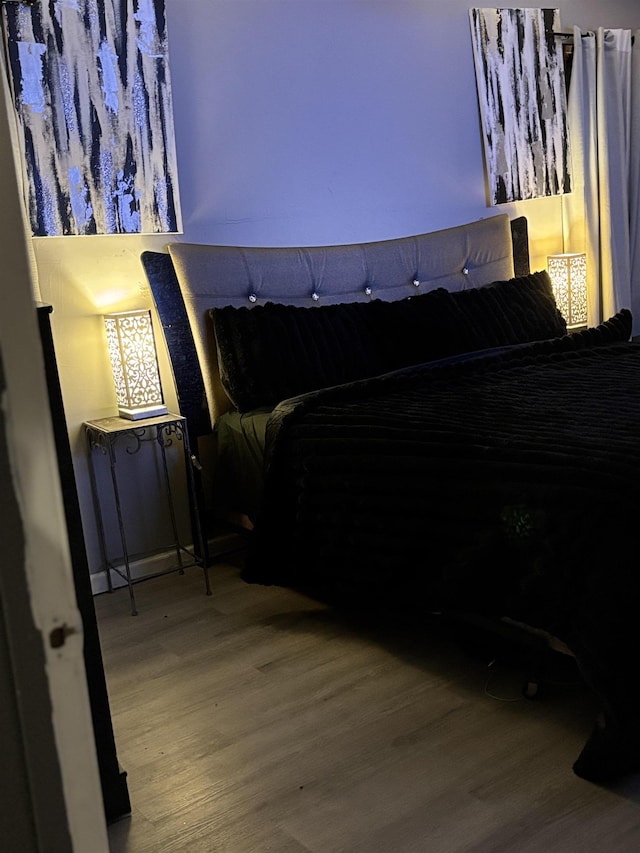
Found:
<box><xmin>85</xmin><ymin>413</ymin><xmax>210</xmax><ymax>615</ymax></box>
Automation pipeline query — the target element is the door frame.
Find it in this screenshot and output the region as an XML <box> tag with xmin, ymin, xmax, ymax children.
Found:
<box><xmin>0</xmin><ymin>52</ymin><xmax>109</xmax><ymax>853</ymax></box>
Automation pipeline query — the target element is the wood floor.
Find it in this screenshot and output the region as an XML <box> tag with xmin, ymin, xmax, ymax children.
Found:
<box><xmin>96</xmin><ymin>548</ymin><xmax>640</xmax><ymax>853</ymax></box>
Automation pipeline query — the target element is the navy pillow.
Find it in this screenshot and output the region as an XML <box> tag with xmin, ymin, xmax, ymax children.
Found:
<box><xmin>451</xmin><ymin>270</ymin><xmax>568</xmax><ymax>348</ymax></box>
<box><xmin>372</xmin><ymin>287</ymin><xmax>471</xmax><ymax>371</ymax></box>
<box><xmin>210</xmin><ymin>270</ymin><xmax>569</xmax><ymax>413</ymax></box>
<box><xmin>210</xmin><ymin>300</ymin><xmax>388</xmax><ymax>411</ymax></box>
<box><xmin>367</xmin><ymin>271</ymin><xmax>567</xmax><ymax>370</ymax></box>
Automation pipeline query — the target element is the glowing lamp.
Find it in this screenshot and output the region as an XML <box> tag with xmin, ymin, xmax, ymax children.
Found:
<box><xmin>547</xmin><ymin>253</ymin><xmax>588</xmax><ymax>329</ymax></box>
<box><xmin>104</xmin><ymin>309</ymin><xmax>168</xmax><ymax>420</ymax></box>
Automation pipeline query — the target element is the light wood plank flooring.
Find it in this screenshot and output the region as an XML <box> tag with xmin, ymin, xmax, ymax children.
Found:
<box><xmin>96</xmin><ymin>549</ymin><xmax>640</xmax><ymax>853</ymax></box>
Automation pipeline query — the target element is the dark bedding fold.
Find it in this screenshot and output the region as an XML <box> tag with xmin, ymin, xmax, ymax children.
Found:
<box><xmin>243</xmin><ymin>310</ymin><xmax>640</xmax><ymax>772</ymax></box>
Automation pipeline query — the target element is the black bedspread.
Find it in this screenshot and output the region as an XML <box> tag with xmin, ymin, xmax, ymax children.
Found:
<box><xmin>243</xmin><ymin>310</ymin><xmax>640</xmax><ymax>781</ymax></box>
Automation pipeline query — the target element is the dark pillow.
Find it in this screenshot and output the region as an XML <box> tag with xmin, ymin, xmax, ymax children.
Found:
<box><xmin>369</xmin><ymin>271</ymin><xmax>567</xmax><ymax>371</ymax></box>
<box><xmin>210</xmin><ymin>300</ymin><xmax>389</xmax><ymax>411</ymax></box>
<box><xmin>370</xmin><ymin>287</ymin><xmax>472</xmax><ymax>371</ymax></box>
<box><xmin>210</xmin><ymin>270</ymin><xmax>569</xmax><ymax>413</ymax></box>
<box><xmin>450</xmin><ymin>270</ymin><xmax>568</xmax><ymax>349</ymax></box>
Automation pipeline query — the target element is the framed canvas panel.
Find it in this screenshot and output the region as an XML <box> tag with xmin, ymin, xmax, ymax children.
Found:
<box><xmin>469</xmin><ymin>8</ymin><xmax>571</xmax><ymax>205</ymax></box>
<box><xmin>2</xmin><ymin>0</ymin><xmax>181</xmax><ymax>236</ymax></box>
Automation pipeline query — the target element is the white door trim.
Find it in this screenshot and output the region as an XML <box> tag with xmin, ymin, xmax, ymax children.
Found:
<box><xmin>0</xmin><ymin>54</ymin><xmax>109</xmax><ymax>853</ymax></box>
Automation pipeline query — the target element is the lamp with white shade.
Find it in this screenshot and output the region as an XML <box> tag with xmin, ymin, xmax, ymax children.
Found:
<box><xmin>104</xmin><ymin>309</ymin><xmax>168</xmax><ymax>420</ymax></box>
<box><xmin>547</xmin><ymin>252</ymin><xmax>588</xmax><ymax>329</ymax></box>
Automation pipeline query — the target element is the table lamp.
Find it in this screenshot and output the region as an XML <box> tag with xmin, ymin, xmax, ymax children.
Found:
<box><xmin>104</xmin><ymin>309</ymin><xmax>168</xmax><ymax>420</ymax></box>
<box><xmin>547</xmin><ymin>253</ymin><xmax>588</xmax><ymax>329</ymax></box>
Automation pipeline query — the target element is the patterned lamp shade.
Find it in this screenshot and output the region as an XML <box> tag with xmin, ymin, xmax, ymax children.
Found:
<box><xmin>104</xmin><ymin>310</ymin><xmax>168</xmax><ymax>420</ymax></box>
<box><xmin>547</xmin><ymin>253</ymin><xmax>588</xmax><ymax>329</ymax></box>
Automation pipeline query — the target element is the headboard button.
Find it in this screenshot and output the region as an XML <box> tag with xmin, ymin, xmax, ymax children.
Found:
<box><xmin>311</xmin><ymin>291</ymin><xmax>320</xmax><ymax>301</ymax></box>
<box><xmin>412</xmin><ymin>278</ymin><xmax>420</xmax><ymax>287</ymax></box>
<box><xmin>462</xmin><ymin>267</ymin><xmax>470</xmax><ymax>276</ymax></box>
<box><xmin>364</xmin><ymin>285</ymin><xmax>372</xmax><ymax>296</ymax></box>
<box><xmin>248</xmin><ymin>293</ymin><xmax>258</xmax><ymax>303</ymax></box>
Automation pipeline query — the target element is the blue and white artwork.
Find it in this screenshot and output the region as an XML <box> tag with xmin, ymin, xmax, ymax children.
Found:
<box><xmin>469</xmin><ymin>8</ymin><xmax>571</xmax><ymax>205</ymax></box>
<box><xmin>2</xmin><ymin>0</ymin><xmax>181</xmax><ymax>236</ymax></box>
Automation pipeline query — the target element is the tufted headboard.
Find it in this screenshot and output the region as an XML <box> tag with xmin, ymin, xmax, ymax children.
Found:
<box><xmin>142</xmin><ymin>213</ymin><xmax>529</xmax><ymax>439</ymax></box>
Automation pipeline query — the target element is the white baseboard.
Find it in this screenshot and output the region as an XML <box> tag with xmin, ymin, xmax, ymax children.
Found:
<box><xmin>90</xmin><ymin>532</ymin><xmax>246</xmax><ymax>596</ymax></box>
<box><xmin>89</xmin><ymin>548</ymin><xmax>197</xmax><ymax>596</ymax></box>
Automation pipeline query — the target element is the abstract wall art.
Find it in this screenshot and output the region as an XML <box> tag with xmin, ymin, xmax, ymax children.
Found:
<box><xmin>469</xmin><ymin>8</ymin><xmax>571</xmax><ymax>205</ymax></box>
<box><xmin>2</xmin><ymin>0</ymin><xmax>181</xmax><ymax>236</ymax></box>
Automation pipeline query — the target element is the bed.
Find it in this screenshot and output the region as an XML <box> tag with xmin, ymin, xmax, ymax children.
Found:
<box><xmin>142</xmin><ymin>212</ymin><xmax>640</xmax><ymax>783</ymax></box>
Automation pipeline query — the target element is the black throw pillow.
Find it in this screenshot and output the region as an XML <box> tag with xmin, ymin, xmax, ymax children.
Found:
<box><xmin>450</xmin><ymin>270</ymin><xmax>568</xmax><ymax>349</ymax></box>
<box><xmin>210</xmin><ymin>300</ymin><xmax>388</xmax><ymax>411</ymax></box>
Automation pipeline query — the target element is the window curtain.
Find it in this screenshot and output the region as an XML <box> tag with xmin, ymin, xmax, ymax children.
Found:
<box><xmin>563</xmin><ymin>27</ymin><xmax>640</xmax><ymax>331</ymax></box>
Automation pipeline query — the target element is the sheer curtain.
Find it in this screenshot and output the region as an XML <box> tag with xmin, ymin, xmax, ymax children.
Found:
<box><xmin>564</xmin><ymin>27</ymin><xmax>640</xmax><ymax>332</ymax></box>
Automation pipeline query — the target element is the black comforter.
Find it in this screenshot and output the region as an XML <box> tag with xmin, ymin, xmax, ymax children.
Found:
<box><xmin>243</xmin><ymin>310</ymin><xmax>640</xmax><ymax>781</ymax></box>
